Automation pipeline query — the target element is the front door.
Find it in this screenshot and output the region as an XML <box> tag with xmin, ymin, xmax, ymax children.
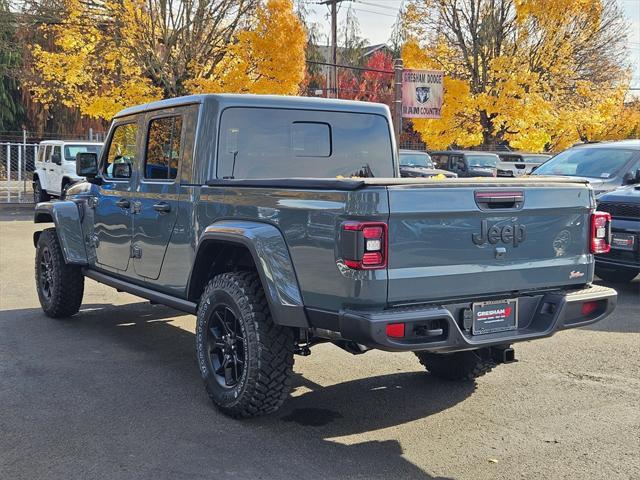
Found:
<box><xmin>49</xmin><ymin>145</ymin><xmax>63</xmax><ymax>195</ymax></box>
<box><xmin>132</xmin><ymin>113</ymin><xmax>183</xmax><ymax>280</ymax></box>
<box><xmin>92</xmin><ymin>121</ymin><xmax>140</xmax><ymax>273</ymax></box>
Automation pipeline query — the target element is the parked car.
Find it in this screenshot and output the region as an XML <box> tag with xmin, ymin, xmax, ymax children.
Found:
<box><xmin>399</xmin><ymin>149</ymin><xmax>457</xmax><ymax>178</ymax></box>
<box><xmin>494</xmin><ymin>152</ymin><xmax>551</xmax><ymax>177</ymax></box>
<box><xmin>33</xmin><ymin>94</ymin><xmax>616</xmax><ymax>418</ymax></box>
<box><xmin>430</xmin><ymin>150</ymin><xmax>498</xmax><ymax>177</ymax></box>
<box><xmin>532</xmin><ymin>140</ymin><xmax>640</xmax><ymax>195</ymax></box>
<box><xmin>33</xmin><ymin>140</ymin><xmax>103</xmax><ymax>202</ymax></box>
<box><xmin>594</xmin><ymin>185</ymin><xmax>640</xmax><ymax>283</ymax></box>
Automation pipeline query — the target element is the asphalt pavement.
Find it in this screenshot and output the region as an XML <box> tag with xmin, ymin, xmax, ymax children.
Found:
<box><xmin>1</xmin><ymin>211</ymin><xmax>638</xmax><ymax>480</ymax></box>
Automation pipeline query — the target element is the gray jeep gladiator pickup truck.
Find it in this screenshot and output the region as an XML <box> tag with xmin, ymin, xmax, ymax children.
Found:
<box><xmin>33</xmin><ymin>94</ymin><xmax>617</xmax><ymax>418</ymax></box>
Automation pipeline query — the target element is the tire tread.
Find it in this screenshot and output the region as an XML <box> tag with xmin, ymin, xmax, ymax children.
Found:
<box><xmin>35</xmin><ymin>228</ymin><xmax>84</xmax><ymax>318</ymax></box>
<box><xmin>198</xmin><ymin>271</ymin><xmax>294</xmax><ymax>418</ymax></box>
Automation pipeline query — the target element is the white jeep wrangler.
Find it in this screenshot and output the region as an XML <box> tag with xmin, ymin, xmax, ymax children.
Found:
<box><xmin>33</xmin><ymin>140</ymin><xmax>103</xmax><ymax>202</ymax></box>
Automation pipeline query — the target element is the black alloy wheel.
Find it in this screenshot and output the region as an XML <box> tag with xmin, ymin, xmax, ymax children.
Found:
<box><xmin>38</xmin><ymin>246</ymin><xmax>54</xmax><ymax>302</ymax></box>
<box><xmin>206</xmin><ymin>305</ymin><xmax>246</xmax><ymax>388</ymax></box>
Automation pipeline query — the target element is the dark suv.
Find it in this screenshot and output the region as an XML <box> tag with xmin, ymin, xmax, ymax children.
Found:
<box><xmin>399</xmin><ymin>149</ymin><xmax>457</xmax><ymax>178</ymax></box>
<box><xmin>430</xmin><ymin>150</ymin><xmax>498</xmax><ymax>177</ymax></box>
<box><xmin>595</xmin><ymin>185</ymin><xmax>640</xmax><ymax>283</ymax></box>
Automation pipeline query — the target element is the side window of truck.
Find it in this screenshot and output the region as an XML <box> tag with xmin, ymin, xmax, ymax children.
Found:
<box><xmin>431</xmin><ymin>154</ymin><xmax>447</xmax><ymax>168</ymax></box>
<box><xmin>144</xmin><ymin>116</ymin><xmax>183</xmax><ymax>180</ymax></box>
<box><xmin>43</xmin><ymin>146</ymin><xmax>51</xmax><ymax>163</ymax></box>
<box><xmin>51</xmin><ymin>146</ymin><xmax>62</xmax><ymax>164</ymax></box>
<box><xmin>103</xmin><ymin>123</ymin><xmax>138</xmax><ymax>180</ymax></box>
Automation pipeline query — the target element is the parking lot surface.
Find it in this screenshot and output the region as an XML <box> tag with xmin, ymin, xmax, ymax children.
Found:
<box><xmin>1</xmin><ymin>211</ymin><xmax>639</xmax><ymax>480</ymax></box>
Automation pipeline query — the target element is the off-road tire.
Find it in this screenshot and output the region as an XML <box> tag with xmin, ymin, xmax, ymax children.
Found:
<box><xmin>415</xmin><ymin>349</ymin><xmax>496</xmax><ymax>381</ymax></box>
<box><xmin>595</xmin><ymin>266</ymin><xmax>638</xmax><ymax>284</ymax></box>
<box><xmin>61</xmin><ymin>181</ymin><xmax>71</xmax><ymax>199</ymax></box>
<box><xmin>35</xmin><ymin>228</ymin><xmax>84</xmax><ymax>318</ymax></box>
<box><xmin>196</xmin><ymin>271</ymin><xmax>295</xmax><ymax>418</ymax></box>
<box><xmin>33</xmin><ymin>178</ymin><xmax>50</xmax><ymax>203</ymax></box>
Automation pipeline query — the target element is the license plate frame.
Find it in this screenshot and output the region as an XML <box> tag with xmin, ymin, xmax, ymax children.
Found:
<box><xmin>610</xmin><ymin>233</ymin><xmax>636</xmax><ymax>251</ymax></box>
<box><xmin>472</xmin><ymin>298</ymin><xmax>518</xmax><ymax>335</ymax></box>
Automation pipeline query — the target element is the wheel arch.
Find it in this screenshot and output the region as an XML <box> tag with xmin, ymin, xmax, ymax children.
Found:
<box><xmin>34</xmin><ymin>201</ymin><xmax>88</xmax><ymax>265</ymax></box>
<box><xmin>188</xmin><ymin>220</ymin><xmax>308</xmax><ymax>328</ymax></box>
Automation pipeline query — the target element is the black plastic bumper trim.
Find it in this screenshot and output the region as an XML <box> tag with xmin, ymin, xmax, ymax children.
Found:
<box><xmin>335</xmin><ymin>285</ymin><xmax>617</xmax><ymax>353</ymax></box>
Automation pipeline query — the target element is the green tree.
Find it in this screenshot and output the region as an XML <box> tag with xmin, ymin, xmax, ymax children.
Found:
<box><xmin>0</xmin><ymin>0</ymin><xmax>25</xmax><ymax>131</ymax></box>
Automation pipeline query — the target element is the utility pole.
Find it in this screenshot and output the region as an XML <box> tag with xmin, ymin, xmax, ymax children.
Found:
<box><xmin>393</xmin><ymin>58</ymin><xmax>404</xmax><ymax>149</ymax></box>
<box><xmin>320</xmin><ymin>0</ymin><xmax>345</xmax><ymax>98</ymax></box>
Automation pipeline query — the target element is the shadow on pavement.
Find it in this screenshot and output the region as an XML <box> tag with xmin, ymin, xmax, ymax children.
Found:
<box><xmin>583</xmin><ymin>278</ymin><xmax>639</xmax><ymax>333</ymax></box>
<box><xmin>0</xmin><ymin>301</ymin><xmax>468</xmax><ymax>479</ymax></box>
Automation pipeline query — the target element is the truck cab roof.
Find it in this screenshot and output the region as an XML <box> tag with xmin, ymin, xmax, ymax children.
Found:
<box><xmin>114</xmin><ymin>94</ymin><xmax>392</xmax><ymax>119</ymax></box>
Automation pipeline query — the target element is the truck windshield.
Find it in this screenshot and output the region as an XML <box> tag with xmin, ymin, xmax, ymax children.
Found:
<box><xmin>533</xmin><ymin>148</ymin><xmax>635</xmax><ymax>178</ymax></box>
<box><xmin>64</xmin><ymin>144</ymin><xmax>102</xmax><ymax>161</ymax></box>
<box><xmin>400</xmin><ymin>152</ymin><xmax>433</xmax><ymax>168</ymax></box>
<box><xmin>216</xmin><ymin>108</ymin><xmax>394</xmax><ymax>179</ymax></box>
<box><xmin>467</xmin><ymin>155</ymin><xmax>497</xmax><ymax>167</ymax></box>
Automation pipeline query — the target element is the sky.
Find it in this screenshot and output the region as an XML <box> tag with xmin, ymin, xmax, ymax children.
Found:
<box><xmin>302</xmin><ymin>0</ymin><xmax>640</xmax><ymax>91</ymax></box>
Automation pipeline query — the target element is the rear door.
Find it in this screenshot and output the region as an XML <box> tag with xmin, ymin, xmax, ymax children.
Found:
<box><xmin>131</xmin><ymin>111</ymin><xmax>183</xmax><ymax>280</ymax></box>
<box><xmin>386</xmin><ymin>183</ymin><xmax>593</xmax><ymax>304</ymax></box>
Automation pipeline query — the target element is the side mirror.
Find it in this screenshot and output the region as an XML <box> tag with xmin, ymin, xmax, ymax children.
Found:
<box><xmin>622</xmin><ymin>169</ymin><xmax>640</xmax><ymax>185</ymax></box>
<box><xmin>76</xmin><ymin>152</ymin><xmax>98</xmax><ymax>177</ymax></box>
<box><xmin>112</xmin><ymin>162</ymin><xmax>132</xmax><ymax>179</ymax></box>
<box><xmin>51</xmin><ymin>153</ymin><xmax>62</xmax><ymax>165</ymax></box>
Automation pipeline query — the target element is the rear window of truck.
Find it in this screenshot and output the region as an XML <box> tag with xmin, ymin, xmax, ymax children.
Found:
<box><xmin>215</xmin><ymin>107</ymin><xmax>394</xmax><ymax>179</ymax></box>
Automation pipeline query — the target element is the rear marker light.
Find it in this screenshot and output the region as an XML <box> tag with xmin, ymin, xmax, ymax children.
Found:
<box><xmin>341</xmin><ymin>221</ymin><xmax>388</xmax><ymax>270</ymax></box>
<box><xmin>581</xmin><ymin>301</ymin><xmax>599</xmax><ymax>316</ymax></box>
<box><xmin>362</xmin><ymin>251</ymin><xmax>383</xmax><ymax>265</ymax></box>
<box><xmin>386</xmin><ymin>323</ymin><xmax>405</xmax><ymax>338</ymax></box>
<box><xmin>590</xmin><ymin>211</ymin><xmax>611</xmax><ymax>254</ymax></box>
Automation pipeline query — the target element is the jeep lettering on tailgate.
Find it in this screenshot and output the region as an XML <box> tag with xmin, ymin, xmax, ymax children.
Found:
<box><xmin>472</xmin><ymin>219</ymin><xmax>526</xmax><ymax>247</ymax></box>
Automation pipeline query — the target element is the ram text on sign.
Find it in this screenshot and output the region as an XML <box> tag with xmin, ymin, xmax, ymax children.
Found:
<box><xmin>402</xmin><ymin>69</ymin><xmax>444</xmax><ymax>119</ymax></box>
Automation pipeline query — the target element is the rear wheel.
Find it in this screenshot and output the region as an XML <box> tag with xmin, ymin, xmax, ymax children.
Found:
<box><xmin>196</xmin><ymin>271</ymin><xmax>295</xmax><ymax>418</ymax></box>
<box><xmin>595</xmin><ymin>266</ymin><xmax>638</xmax><ymax>284</ymax></box>
<box><xmin>33</xmin><ymin>178</ymin><xmax>50</xmax><ymax>203</ymax></box>
<box><xmin>415</xmin><ymin>349</ymin><xmax>496</xmax><ymax>381</ymax></box>
<box><xmin>35</xmin><ymin>228</ymin><xmax>84</xmax><ymax>318</ymax></box>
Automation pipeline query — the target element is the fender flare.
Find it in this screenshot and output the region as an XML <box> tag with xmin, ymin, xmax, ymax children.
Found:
<box><xmin>34</xmin><ymin>201</ymin><xmax>88</xmax><ymax>265</ymax></box>
<box><xmin>194</xmin><ymin>220</ymin><xmax>308</xmax><ymax>328</ymax></box>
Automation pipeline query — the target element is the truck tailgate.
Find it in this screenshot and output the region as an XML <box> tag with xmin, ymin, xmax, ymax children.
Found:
<box><xmin>386</xmin><ymin>184</ymin><xmax>594</xmax><ymax>304</ymax></box>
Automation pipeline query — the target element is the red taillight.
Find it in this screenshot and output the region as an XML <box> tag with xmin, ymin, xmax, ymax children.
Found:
<box><xmin>581</xmin><ymin>301</ymin><xmax>599</xmax><ymax>316</ymax></box>
<box><xmin>341</xmin><ymin>221</ymin><xmax>388</xmax><ymax>270</ymax></box>
<box><xmin>590</xmin><ymin>211</ymin><xmax>611</xmax><ymax>254</ymax></box>
<box><xmin>386</xmin><ymin>323</ymin><xmax>405</xmax><ymax>338</ymax></box>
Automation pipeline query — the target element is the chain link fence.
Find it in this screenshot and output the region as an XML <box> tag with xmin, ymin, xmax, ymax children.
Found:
<box><xmin>0</xmin><ymin>130</ymin><xmax>105</xmax><ymax>203</ymax></box>
<box><xmin>0</xmin><ymin>142</ymin><xmax>39</xmax><ymax>203</ymax></box>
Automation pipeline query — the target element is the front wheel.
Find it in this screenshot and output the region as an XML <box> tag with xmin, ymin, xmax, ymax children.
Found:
<box><xmin>33</xmin><ymin>179</ymin><xmax>50</xmax><ymax>203</ymax></box>
<box><xmin>595</xmin><ymin>266</ymin><xmax>638</xmax><ymax>284</ymax></box>
<box><xmin>196</xmin><ymin>271</ymin><xmax>295</xmax><ymax>418</ymax></box>
<box><xmin>415</xmin><ymin>349</ymin><xmax>496</xmax><ymax>381</ymax></box>
<box><xmin>35</xmin><ymin>228</ymin><xmax>84</xmax><ymax>318</ymax></box>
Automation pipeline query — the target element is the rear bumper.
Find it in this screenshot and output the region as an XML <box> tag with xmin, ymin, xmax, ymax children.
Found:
<box><xmin>337</xmin><ymin>285</ymin><xmax>617</xmax><ymax>352</ymax></box>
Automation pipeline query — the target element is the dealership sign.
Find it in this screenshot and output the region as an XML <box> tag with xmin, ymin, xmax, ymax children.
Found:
<box><xmin>401</xmin><ymin>69</ymin><xmax>444</xmax><ymax>119</ymax></box>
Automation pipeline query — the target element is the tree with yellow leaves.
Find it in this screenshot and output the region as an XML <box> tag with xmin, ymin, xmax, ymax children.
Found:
<box><xmin>402</xmin><ymin>0</ymin><xmax>632</xmax><ymax>152</ymax></box>
<box><xmin>29</xmin><ymin>0</ymin><xmax>306</xmax><ymax>119</ymax></box>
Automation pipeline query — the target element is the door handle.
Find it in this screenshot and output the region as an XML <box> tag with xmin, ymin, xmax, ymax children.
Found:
<box><xmin>153</xmin><ymin>202</ymin><xmax>171</xmax><ymax>213</ymax></box>
<box><xmin>116</xmin><ymin>198</ymin><xmax>130</xmax><ymax>209</ymax></box>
